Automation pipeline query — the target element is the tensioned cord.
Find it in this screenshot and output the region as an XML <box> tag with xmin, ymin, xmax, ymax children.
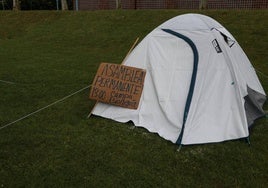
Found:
<box><xmin>0</xmin><ymin>85</ymin><xmax>91</xmax><ymax>131</ymax></box>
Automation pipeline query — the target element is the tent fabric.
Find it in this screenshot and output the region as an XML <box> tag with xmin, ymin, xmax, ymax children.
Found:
<box><xmin>92</xmin><ymin>14</ymin><xmax>266</xmax><ymax>145</ymax></box>
<box><xmin>244</xmin><ymin>86</ymin><xmax>266</xmax><ymax>127</ymax></box>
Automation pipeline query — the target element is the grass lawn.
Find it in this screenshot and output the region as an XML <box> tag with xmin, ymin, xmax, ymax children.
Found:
<box><xmin>0</xmin><ymin>10</ymin><xmax>267</xmax><ymax>187</ymax></box>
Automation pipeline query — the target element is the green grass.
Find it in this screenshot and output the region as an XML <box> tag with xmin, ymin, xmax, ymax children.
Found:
<box><xmin>0</xmin><ymin>10</ymin><xmax>267</xmax><ymax>187</ymax></box>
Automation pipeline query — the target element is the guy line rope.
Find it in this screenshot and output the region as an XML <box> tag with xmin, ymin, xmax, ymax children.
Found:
<box><xmin>0</xmin><ymin>85</ymin><xmax>91</xmax><ymax>130</ymax></box>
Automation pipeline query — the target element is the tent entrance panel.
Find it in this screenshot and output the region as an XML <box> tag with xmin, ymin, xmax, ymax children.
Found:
<box><xmin>137</xmin><ymin>30</ymin><xmax>196</xmax><ymax>143</ymax></box>
<box><xmin>162</xmin><ymin>29</ymin><xmax>199</xmax><ymax>145</ymax></box>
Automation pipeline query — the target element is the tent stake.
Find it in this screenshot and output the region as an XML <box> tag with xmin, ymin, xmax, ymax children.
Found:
<box><xmin>246</xmin><ymin>137</ymin><xmax>251</xmax><ymax>146</ymax></box>
<box><xmin>177</xmin><ymin>145</ymin><xmax>183</xmax><ymax>152</ymax></box>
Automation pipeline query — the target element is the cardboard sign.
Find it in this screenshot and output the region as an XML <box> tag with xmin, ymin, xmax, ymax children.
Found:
<box><xmin>89</xmin><ymin>63</ymin><xmax>146</xmax><ymax>109</ymax></box>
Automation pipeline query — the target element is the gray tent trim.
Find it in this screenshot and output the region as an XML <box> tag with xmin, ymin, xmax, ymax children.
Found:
<box><xmin>244</xmin><ymin>86</ymin><xmax>266</xmax><ymax>127</ymax></box>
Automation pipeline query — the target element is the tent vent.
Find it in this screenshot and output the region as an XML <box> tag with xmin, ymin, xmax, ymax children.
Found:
<box><xmin>211</xmin><ymin>27</ymin><xmax>235</xmax><ymax>48</ymax></box>
<box><xmin>220</xmin><ymin>32</ymin><xmax>235</xmax><ymax>48</ymax></box>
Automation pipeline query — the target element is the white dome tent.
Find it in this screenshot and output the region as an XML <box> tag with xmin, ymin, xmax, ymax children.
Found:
<box><xmin>91</xmin><ymin>14</ymin><xmax>266</xmax><ymax>145</ymax></box>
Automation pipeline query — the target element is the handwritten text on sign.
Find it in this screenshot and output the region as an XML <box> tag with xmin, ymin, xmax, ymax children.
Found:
<box><xmin>89</xmin><ymin>63</ymin><xmax>146</xmax><ymax>109</ymax></box>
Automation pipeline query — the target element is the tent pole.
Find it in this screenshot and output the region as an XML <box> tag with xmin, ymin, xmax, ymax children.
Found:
<box><xmin>121</xmin><ymin>37</ymin><xmax>139</xmax><ymax>65</ymax></box>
